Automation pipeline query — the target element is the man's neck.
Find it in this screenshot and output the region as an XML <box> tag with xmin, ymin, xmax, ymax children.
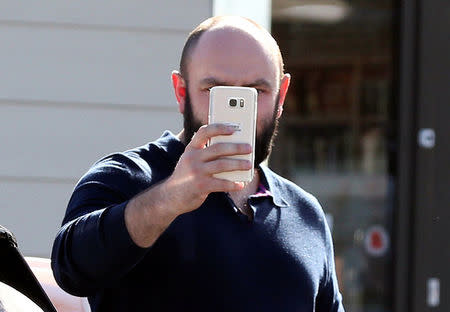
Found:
<box><xmin>228</xmin><ymin>169</ymin><xmax>260</xmax><ymax>212</ymax></box>
<box><xmin>176</xmin><ymin>129</ymin><xmax>186</xmax><ymax>145</ymax></box>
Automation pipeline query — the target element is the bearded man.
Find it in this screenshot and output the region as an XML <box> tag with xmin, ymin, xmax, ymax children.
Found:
<box><xmin>51</xmin><ymin>16</ymin><xmax>344</xmax><ymax>312</ymax></box>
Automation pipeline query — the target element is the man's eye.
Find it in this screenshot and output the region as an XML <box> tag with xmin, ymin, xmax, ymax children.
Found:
<box><xmin>257</xmin><ymin>89</ymin><xmax>265</xmax><ymax>94</ymax></box>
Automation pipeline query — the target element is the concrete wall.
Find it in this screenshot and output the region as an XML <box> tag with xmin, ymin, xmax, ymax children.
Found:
<box><xmin>0</xmin><ymin>1</ymin><xmax>211</xmax><ymax>257</ymax></box>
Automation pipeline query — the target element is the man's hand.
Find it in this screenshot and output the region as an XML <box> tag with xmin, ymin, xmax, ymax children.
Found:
<box><xmin>165</xmin><ymin>123</ymin><xmax>252</xmax><ymax>214</ymax></box>
<box><xmin>125</xmin><ymin>123</ymin><xmax>252</xmax><ymax>248</ymax></box>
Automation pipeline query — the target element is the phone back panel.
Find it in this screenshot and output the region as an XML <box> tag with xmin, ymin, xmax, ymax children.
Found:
<box><xmin>208</xmin><ymin>86</ymin><xmax>257</xmax><ymax>182</ymax></box>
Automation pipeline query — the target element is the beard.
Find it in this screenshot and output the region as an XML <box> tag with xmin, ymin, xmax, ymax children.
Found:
<box><xmin>183</xmin><ymin>89</ymin><xmax>280</xmax><ymax>167</ymax></box>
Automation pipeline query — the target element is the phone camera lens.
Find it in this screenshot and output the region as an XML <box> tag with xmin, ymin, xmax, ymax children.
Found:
<box><xmin>229</xmin><ymin>99</ymin><xmax>237</xmax><ymax>107</ymax></box>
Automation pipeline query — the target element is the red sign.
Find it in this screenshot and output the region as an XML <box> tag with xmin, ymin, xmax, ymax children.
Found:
<box><xmin>365</xmin><ymin>225</ymin><xmax>389</xmax><ymax>257</ymax></box>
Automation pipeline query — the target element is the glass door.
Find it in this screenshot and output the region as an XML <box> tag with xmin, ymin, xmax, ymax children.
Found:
<box><xmin>271</xmin><ymin>1</ymin><xmax>395</xmax><ymax>311</ymax></box>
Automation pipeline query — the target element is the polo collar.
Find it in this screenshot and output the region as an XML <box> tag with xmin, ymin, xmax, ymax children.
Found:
<box><xmin>258</xmin><ymin>165</ymin><xmax>289</xmax><ymax>208</ymax></box>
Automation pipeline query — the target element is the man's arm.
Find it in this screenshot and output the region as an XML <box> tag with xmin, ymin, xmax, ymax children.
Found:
<box><xmin>124</xmin><ymin>124</ymin><xmax>251</xmax><ymax>247</ymax></box>
<box><xmin>316</xmin><ymin>217</ymin><xmax>345</xmax><ymax>312</ymax></box>
<box><xmin>52</xmin><ymin>124</ymin><xmax>251</xmax><ymax>295</ymax></box>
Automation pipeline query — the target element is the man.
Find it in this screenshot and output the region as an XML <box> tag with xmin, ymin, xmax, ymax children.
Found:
<box><xmin>52</xmin><ymin>16</ymin><xmax>344</xmax><ymax>311</ymax></box>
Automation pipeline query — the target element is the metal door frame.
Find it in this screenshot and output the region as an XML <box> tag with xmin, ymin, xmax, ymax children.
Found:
<box><xmin>396</xmin><ymin>0</ymin><xmax>450</xmax><ymax>311</ymax></box>
<box><xmin>394</xmin><ymin>0</ymin><xmax>418</xmax><ymax>311</ymax></box>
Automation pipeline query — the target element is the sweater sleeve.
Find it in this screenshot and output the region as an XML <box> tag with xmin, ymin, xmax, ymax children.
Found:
<box><xmin>51</xmin><ymin>155</ymin><xmax>151</xmax><ymax>297</ymax></box>
<box><xmin>316</xmin><ymin>216</ymin><xmax>345</xmax><ymax>312</ymax></box>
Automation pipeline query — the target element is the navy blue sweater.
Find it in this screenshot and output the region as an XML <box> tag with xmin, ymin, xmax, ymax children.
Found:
<box><xmin>51</xmin><ymin>131</ymin><xmax>344</xmax><ymax>311</ymax></box>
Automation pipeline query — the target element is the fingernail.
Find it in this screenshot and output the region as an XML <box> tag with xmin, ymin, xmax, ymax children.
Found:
<box><xmin>224</xmin><ymin>123</ymin><xmax>239</xmax><ymax>131</ymax></box>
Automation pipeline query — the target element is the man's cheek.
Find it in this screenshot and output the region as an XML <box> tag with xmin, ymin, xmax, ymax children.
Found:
<box><xmin>192</xmin><ymin>101</ymin><xmax>209</xmax><ymax>124</ymax></box>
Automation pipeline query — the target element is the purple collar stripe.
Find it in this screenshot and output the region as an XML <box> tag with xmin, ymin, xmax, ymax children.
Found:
<box><xmin>253</xmin><ymin>183</ymin><xmax>272</xmax><ymax>197</ymax></box>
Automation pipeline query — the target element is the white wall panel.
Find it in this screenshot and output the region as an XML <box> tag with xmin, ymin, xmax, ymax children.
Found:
<box><xmin>1</xmin><ymin>181</ymin><xmax>81</xmax><ymax>257</ymax></box>
<box><xmin>0</xmin><ymin>1</ymin><xmax>212</xmax><ymax>258</ymax></box>
<box><xmin>0</xmin><ymin>26</ymin><xmax>184</xmax><ymax>107</ymax></box>
<box><xmin>0</xmin><ymin>103</ymin><xmax>182</xmax><ymax>180</ymax></box>
<box><xmin>0</xmin><ymin>1</ymin><xmax>211</xmax><ymax>31</ymax></box>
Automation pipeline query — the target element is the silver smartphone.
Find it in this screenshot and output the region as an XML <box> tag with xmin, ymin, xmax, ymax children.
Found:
<box><xmin>208</xmin><ymin>86</ymin><xmax>258</xmax><ymax>182</ymax></box>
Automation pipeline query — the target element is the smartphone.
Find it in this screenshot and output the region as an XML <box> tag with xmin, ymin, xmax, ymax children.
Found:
<box><xmin>208</xmin><ymin>86</ymin><xmax>257</xmax><ymax>182</ymax></box>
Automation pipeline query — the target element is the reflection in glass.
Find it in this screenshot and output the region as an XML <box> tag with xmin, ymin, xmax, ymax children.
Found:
<box><xmin>271</xmin><ymin>1</ymin><xmax>394</xmax><ymax>311</ymax></box>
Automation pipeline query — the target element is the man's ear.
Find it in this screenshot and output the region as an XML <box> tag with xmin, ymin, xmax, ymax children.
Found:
<box><xmin>276</xmin><ymin>73</ymin><xmax>291</xmax><ymax>118</ymax></box>
<box><xmin>171</xmin><ymin>70</ymin><xmax>187</xmax><ymax>114</ymax></box>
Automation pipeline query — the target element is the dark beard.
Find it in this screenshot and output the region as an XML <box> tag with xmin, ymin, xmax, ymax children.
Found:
<box><xmin>182</xmin><ymin>90</ymin><xmax>202</xmax><ymax>147</ymax></box>
<box><xmin>254</xmin><ymin>94</ymin><xmax>280</xmax><ymax>166</ymax></box>
<box><xmin>183</xmin><ymin>90</ymin><xmax>280</xmax><ymax>167</ymax></box>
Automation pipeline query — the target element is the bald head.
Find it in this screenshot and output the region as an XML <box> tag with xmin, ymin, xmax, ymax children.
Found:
<box><xmin>179</xmin><ymin>16</ymin><xmax>284</xmax><ymax>82</ymax></box>
<box><xmin>172</xmin><ymin>16</ymin><xmax>291</xmax><ymax>157</ymax></box>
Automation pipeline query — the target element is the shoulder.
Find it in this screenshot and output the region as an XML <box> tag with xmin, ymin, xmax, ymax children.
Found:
<box><xmin>71</xmin><ymin>145</ymin><xmax>153</xmax><ymax>201</ymax></box>
<box><xmin>77</xmin><ymin>132</ymin><xmax>181</xmax><ymax>196</ymax></box>
<box><xmin>261</xmin><ymin>166</ymin><xmax>329</xmax><ymax>231</ymax></box>
<box><xmin>92</xmin><ymin>143</ymin><xmax>160</xmax><ymax>176</ymax></box>
<box><xmin>262</xmin><ymin>166</ymin><xmax>321</xmax><ymax>210</ymax></box>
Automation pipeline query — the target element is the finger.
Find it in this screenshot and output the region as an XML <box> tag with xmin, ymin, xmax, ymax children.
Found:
<box><xmin>201</xmin><ymin>142</ymin><xmax>252</xmax><ymax>161</ymax></box>
<box><xmin>203</xmin><ymin>158</ymin><xmax>252</xmax><ymax>175</ymax></box>
<box><xmin>187</xmin><ymin>124</ymin><xmax>235</xmax><ymax>150</ymax></box>
<box><xmin>204</xmin><ymin>177</ymin><xmax>245</xmax><ymax>193</ymax></box>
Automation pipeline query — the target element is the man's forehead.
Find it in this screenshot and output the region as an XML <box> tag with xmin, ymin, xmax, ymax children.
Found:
<box><xmin>188</xmin><ymin>25</ymin><xmax>279</xmax><ymax>84</ymax></box>
<box><xmin>199</xmin><ymin>76</ymin><xmax>274</xmax><ymax>89</ymax></box>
